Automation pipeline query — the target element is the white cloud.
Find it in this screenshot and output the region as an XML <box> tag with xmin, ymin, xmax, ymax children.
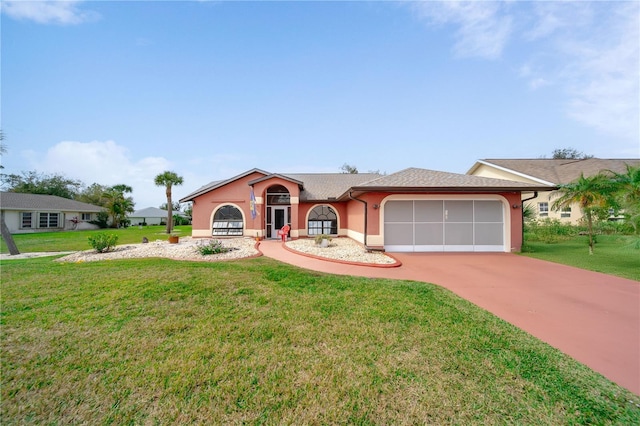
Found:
<box><xmin>1</xmin><ymin>0</ymin><xmax>98</xmax><ymax>25</ymax></box>
<box><xmin>412</xmin><ymin>1</ymin><xmax>513</xmax><ymax>59</ymax></box>
<box><xmin>412</xmin><ymin>1</ymin><xmax>639</xmax><ymax>146</ymax></box>
<box><xmin>27</xmin><ymin>140</ymin><xmax>175</xmax><ymax>209</ymax></box>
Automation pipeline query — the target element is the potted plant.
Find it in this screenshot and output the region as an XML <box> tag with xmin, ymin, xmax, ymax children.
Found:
<box><xmin>168</xmin><ymin>234</ymin><xmax>179</xmax><ymax>244</ymax></box>
<box><xmin>314</xmin><ymin>234</ymin><xmax>332</xmax><ymax>248</ymax></box>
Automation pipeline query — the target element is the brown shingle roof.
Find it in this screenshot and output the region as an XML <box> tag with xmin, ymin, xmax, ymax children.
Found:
<box><xmin>282</xmin><ymin>173</ymin><xmax>381</xmax><ymax>201</ymax></box>
<box><xmin>343</xmin><ymin>167</ymin><xmax>552</xmax><ymax>198</ymax></box>
<box><xmin>473</xmin><ymin>158</ymin><xmax>640</xmax><ymax>185</ymax></box>
<box><xmin>0</xmin><ymin>192</ymin><xmax>103</xmax><ymax>212</ymax></box>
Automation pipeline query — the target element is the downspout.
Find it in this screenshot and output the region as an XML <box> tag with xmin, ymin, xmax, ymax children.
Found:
<box><xmin>520</xmin><ymin>191</ymin><xmax>538</xmax><ymax>250</ymax></box>
<box><xmin>349</xmin><ymin>191</ymin><xmax>380</xmax><ymax>251</ymax></box>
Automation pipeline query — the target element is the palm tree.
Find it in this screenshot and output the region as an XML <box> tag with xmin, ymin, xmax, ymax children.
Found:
<box><xmin>105</xmin><ymin>184</ymin><xmax>134</xmax><ymax>228</ymax></box>
<box><xmin>154</xmin><ymin>171</ymin><xmax>184</xmax><ymax>234</ymax></box>
<box><xmin>611</xmin><ymin>164</ymin><xmax>640</xmax><ymax>233</ymax></box>
<box><xmin>552</xmin><ymin>173</ymin><xmax>616</xmax><ymax>254</ymax></box>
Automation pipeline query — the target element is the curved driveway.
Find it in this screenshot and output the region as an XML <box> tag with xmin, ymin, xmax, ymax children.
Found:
<box><xmin>259</xmin><ymin>241</ymin><xmax>640</xmax><ymax>395</ymax></box>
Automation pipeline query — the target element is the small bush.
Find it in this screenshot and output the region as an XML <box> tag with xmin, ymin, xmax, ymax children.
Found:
<box><xmin>197</xmin><ymin>239</ymin><xmax>232</xmax><ymax>256</ymax></box>
<box><xmin>314</xmin><ymin>234</ymin><xmax>332</xmax><ymax>245</ymax></box>
<box><xmin>88</xmin><ymin>233</ymin><xmax>118</xmax><ymax>253</ymax></box>
<box><xmin>89</xmin><ymin>211</ymin><xmax>110</xmax><ymax>229</ymax></box>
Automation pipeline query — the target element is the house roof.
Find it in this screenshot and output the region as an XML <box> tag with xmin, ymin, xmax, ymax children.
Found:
<box><xmin>468</xmin><ymin>158</ymin><xmax>640</xmax><ymax>185</ymax></box>
<box><xmin>0</xmin><ymin>192</ymin><xmax>103</xmax><ymax>212</ymax></box>
<box><xmin>342</xmin><ymin>167</ymin><xmax>554</xmax><ymax>199</ymax></box>
<box><xmin>129</xmin><ymin>207</ymin><xmax>188</xmax><ymax>218</ymax></box>
<box><xmin>180</xmin><ymin>167</ymin><xmax>555</xmax><ymax>204</ymax></box>
<box><xmin>282</xmin><ymin>173</ymin><xmax>382</xmax><ymax>201</ymax></box>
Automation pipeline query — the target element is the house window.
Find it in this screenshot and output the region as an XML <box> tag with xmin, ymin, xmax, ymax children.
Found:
<box><xmin>21</xmin><ymin>212</ymin><xmax>33</xmax><ymax>229</ymax></box>
<box><xmin>212</xmin><ymin>205</ymin><xmax>244</xmax><ymax>236</ymax></box>
<box><xmin>308</xmin><ymin>205</ymin><xmax>337</xmax><ymax>235</ymax></box>
<box><xmin>538</xmin><ymin>202</ymin><xmax>549</xmax><ymax>217</ymax></box>
<box><xmin>81</xmin><ymin>213</ymin><xmax>92</xmax><ymax>221</ymax></box>
<box><xmin>39</xmin><ymin>212</ymin><xmax>60</xmax><ymax>228</ymax></box>
<box><xmin>561</xmin><ymin>207</ymin><xmax>571</xmax><ymax>218</ymax></box>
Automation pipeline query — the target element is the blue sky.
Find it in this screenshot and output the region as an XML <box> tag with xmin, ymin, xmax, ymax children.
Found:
<box><xmin>2</xmin><ymin>1</ymin><xmax>639</xmax><ymax>208</ymax></box>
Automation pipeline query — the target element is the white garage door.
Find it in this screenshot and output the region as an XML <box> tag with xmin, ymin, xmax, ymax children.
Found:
<box><xmin>384</xmin><ymin>200</ymin><xmax>505</xmax><ymax>252</ymax></box>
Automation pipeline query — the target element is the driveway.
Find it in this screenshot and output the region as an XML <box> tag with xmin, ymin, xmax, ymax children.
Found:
<box><xmin>259</xmin><ymin>241</ymin><xmax>640</xmax><ymax>395</ymax></box>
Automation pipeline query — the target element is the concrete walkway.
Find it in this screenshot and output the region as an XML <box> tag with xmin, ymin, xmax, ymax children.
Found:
<box><xmin>259</xmin><ymin>240</ymin><xmax>640</xmax><ymax>395</ymax></box>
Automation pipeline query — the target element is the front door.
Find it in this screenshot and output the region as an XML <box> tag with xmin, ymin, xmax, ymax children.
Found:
<box><xmin>270</xmin><ymin>206</ymin><xmax>288</xmax><ymax>239</ymax></box>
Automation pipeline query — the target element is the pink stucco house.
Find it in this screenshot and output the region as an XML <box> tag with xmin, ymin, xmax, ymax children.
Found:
<box><xmin>179</xmin><ymin>167</ymin><xmax>552</xmax><ymax>252</ymax></box>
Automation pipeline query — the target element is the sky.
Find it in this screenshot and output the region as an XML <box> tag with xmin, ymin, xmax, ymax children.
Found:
<box><xmin>1</xmin><ymin>0</ymin><xmax>639</xmax><ymax>209</ymax></box>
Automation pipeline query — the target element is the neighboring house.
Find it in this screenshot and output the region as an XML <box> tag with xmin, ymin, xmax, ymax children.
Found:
<box><xmin>180</xmin><ymin>167</ymin><xmax>551</xmax><ymax>253</ymax></box>
<box><xmin>0</xmin><ymin>192</ymin><xmax>103</xmax><ymax>234</ymax></box>
<box><xmin>128</xmin><ymin>207</ymin><xmax>190</xmax><ymax>226</ymax></box>
<box><xmin>467</xmin><ymin>158</ymin><xmax>640</xmax><ymax>224</ymax></box>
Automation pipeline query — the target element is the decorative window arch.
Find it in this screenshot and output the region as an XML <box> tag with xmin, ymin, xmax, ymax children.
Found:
<box><xmin>212</xmin><ymin>205</ymin><xmax>244</xmax><ymax>236</ymax></box>
<box><xmin>308</xmin><ymin>205</ymin><xmax>337</xmax><ymax>235</ymax></box>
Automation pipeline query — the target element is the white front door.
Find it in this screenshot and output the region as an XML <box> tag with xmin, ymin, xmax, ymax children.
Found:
<box><xmin>270</xmin><ymin>206</ymin><xmax>288</xmax><ymax>239</ymax></box>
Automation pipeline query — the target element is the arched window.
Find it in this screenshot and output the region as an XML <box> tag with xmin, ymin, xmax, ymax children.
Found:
<box><xmin>212</xmin><ymin>205</ymin><xmax>244</xmax><ymax>236</ymax></box>
<box><xmin>308</xmin><ymin>205</ymin><xmax>337</xmax><ymax>235</ymax></box>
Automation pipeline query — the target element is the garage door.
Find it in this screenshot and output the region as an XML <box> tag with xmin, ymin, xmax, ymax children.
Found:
<box><xmin>384</xmin><ymin>200</ymin><xmax>505</xmax><ymax>252</ymax></box>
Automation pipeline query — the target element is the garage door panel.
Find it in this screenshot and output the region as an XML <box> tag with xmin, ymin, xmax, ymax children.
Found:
<box><xmin>415</xmin><ymin>223</ymin><xmax>443</xmax><ymax>245</ymax></box>
<box><xmin>445</xmin><ymin>201</ymin><xmax>473</xmax><ymax>222</ymax></box>
<box><xmin>445</xmin><ymin>223</ymin><xmax>473</xmax><ymax>245</ymax></box>
<box><xmin>384</xmin><ymin>223</ymin><xmax>414</xmax><ymax>245</ymax></box>
<box><xmin>385</xmin><ymin>201</ymin><xmax>413</xmax><ymax>222</ymax></box>
<box><xmin>475</xmin><ymin>223</ymin><xmax>503</xmax><ymax>245</ymax></box>
<box><xmin>474</xmin><ymin>201</ymin><xmax>503</xmax><ymax>222</ymax></box>
<box><xmin>415</xmin><ymin>201</ymin><xmax>443</xmax><ymax>222</ymax></box>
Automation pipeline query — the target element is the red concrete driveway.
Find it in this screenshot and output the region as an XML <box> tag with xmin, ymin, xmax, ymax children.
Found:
<box><xmin>259</xmin><ymin>241</ymin><xmax>640</xmax><ymax>395</ymax></box>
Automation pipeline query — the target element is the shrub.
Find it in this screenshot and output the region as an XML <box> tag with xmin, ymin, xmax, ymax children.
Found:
<box><xmin>89</xmin><ymin>211</ymin><xmax>110</xmax><ymax>229</ymax></box>
<box><xmin>524</xmin><ymin>219</ymin><xmax>577</xmax><ymax>243</ymax></box>
<box><xmin>314</xmin><ymin>234</ymin><xmax>332</xmax><ymax>245</ymax></box>
<box><xmin>88</xmin><ymin>233</ymin><xmax>118</xmax><ymax>253</ymax></box>
<box><xmin>197</xmin><ymin>239</ymin><xmax>232</xmax><ymax>256</ymax></box>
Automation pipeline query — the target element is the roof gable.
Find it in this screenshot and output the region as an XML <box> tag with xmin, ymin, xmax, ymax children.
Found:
<box><xmin>179</xmin><ymin>168</ymin><xmax>270</xmax><ymax>202</ymax></box>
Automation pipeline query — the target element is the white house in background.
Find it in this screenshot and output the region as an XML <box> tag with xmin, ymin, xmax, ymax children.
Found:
<box><xmin>0</xmin><ymin>192</ymin><xmax>103</xmax><ymax>234</ymax></box>
<box><xmin>128</xmin><ymin>207</ymin><xmax>189</xmax><ymax>226</ymax></box>
<box><xmin>467</xmin><ymin>158</ymin><xmax>640</xmax><ymax>224</ymax></box>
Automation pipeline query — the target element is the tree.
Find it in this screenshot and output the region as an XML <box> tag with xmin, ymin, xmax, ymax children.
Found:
<box><xmin>611</xmin><ymin>164</ymin><xmax>640</xmax><ymax>233</ymax></box>
<box><xmin>104</xmin><ymin>184</ymin><xmax>135</xmax><ymax>229</ymax></box>
<box><xmin>550</xmin><ymin>148</ymin><xmax>593</xmax><ymax>160</ymax></box>
<box><xmin>159</xmin><ymin>201</ymin><xmax>181</xmax><ymax>212</ymax></box>
<box><xmin>552</xmin><ymin>173</ymin><xmax>616</xmax><ymax>254</ymax></box>
<box><xmin>1</xmin><ymin>170</ymin><xmax>83</xmax><ymax>199</ymax></box>
<box><xmin>154</xmin><ymin>171</ymin><xmax>184</xmax><ymax>234</ymax></box>
<box><xmin>340</xmin><ymin>163</ymin><xmax>358</xmax><ymax>174</ymax></box>
<box><xmin>0</xmin><ymin>131</ymin><xmax>20</xmax><ymax>254</ymax></box>
<box><xmin>76</xmin><ymin>183</ymin><xmax>111</xmax><ymax>207</ymax></box>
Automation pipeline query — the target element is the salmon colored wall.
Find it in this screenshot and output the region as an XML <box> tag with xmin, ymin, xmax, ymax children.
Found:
<box><xmin>296</xmin><ymin>202</ymin><xmax>351</xmax><ymax>237</ymax></box>
<box><xmin>191</xmin><ymin>171</ymin><xmax>266</xmax><ymax>234</ymax></box>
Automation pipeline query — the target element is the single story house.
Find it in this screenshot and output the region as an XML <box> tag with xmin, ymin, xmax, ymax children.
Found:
<box><xmin>128</xmin><ymin>207</ymin><xmax>189</xmax><ymax>226</ymax></box>
<box><xmin>180</xmin><ymin>167</ymin><xmax>552</xmax><ymax>252</ymax></box>
<box><xmin>0</xmin><ymin>192</ymin><xmax>104</xmax><ymax>234</ymax></box>
<box><xmin>467</xmin><ymin>158</ymin><xmax>640</xmax><ymax>224</ymax></box>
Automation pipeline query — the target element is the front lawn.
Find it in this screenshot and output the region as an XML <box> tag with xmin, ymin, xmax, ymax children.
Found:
<box><xmin>0</xmin><ymin>225</ymin><xmax>192</xmax><ymax>253</ymax></box>
<box><xmin>521</xmin><ymin>235</ymin><xmax>640</xmax><ymax>281</ymax></box>
<box><xmin>2</xmin><ymin>257</ymin><xmax>638</xmax><ymax>424</ymax></box>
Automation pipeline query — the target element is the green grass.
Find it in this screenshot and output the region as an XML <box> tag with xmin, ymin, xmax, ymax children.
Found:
<box><xmin>0</xmin><ymin>225</ymin><xmax>191</xmax><ymax>253</ymax></box>
<box><xmin>2</xmin><ymin>257</ymin><xmax>639</xmax><ymax>424</ymax></box>
<box><xmin>521</xmin><ymin>234</ymin><xmax>640</xmax><ymax>281</ymax></box>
